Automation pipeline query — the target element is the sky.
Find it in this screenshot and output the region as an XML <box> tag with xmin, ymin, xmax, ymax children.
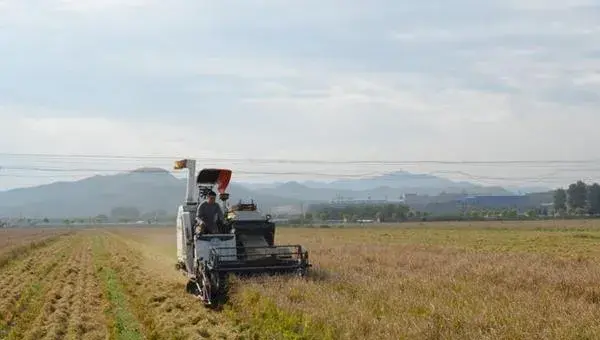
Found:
<box><xmin>1</xmin><ymin>0</ymin><xmax>600</xmax><ymax>190</ymax></box>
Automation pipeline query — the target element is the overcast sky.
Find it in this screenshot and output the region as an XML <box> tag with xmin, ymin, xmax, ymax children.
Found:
<box><xmin>1</xmin><ymin>0</ymin><xmax>600</xmax><ymax>190</ymax></box>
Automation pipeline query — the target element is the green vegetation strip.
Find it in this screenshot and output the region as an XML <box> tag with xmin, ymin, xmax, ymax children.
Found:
<box><xmin>91</xmin><ymin>237</ymin><xmax>143</xmax><ymax>340</ymax></box>
<box><xmin>225</xmin><ymin>289</ymin><xmax>337</xmax><ymax>340</ymax></box>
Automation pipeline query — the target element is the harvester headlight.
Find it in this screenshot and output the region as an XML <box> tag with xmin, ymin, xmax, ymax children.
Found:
<box><xmin>174</xmin><ymin>159</ymin><xmax>187</xmax><ymax>169</ymax></box>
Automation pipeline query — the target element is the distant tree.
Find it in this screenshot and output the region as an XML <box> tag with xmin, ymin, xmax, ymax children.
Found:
<box><xmin>110</xmin><ymin>206</ymin><xmax>141</xmax><ymax>220</ymax></box>
<box><xmin>587</xmin><ymin>183</ymin><xmax>600</xmax><ymax>214</ymax></box>
<box><xmin>375</xmin><ymin>211</ymin><xmax>382</xmax><ymax>222</ymax></box>
<box><xmin>318</xmin><ymin>212</ymin><xmax>329</xmax><ymax>221</ymax></box>
<box><xmin>526</xmin><ymin>209</ymin><xmax>538</xmax><ymax>218</ymax></box>
<box><xmin>500</xmin><ymin>208</ymin><xmax>517</xmax><ymax>218</ymax></box>
<box><xmin>95</xmin><ymin>214</ymin><xmax>109</xmax><ymax>222</ymax></box>
<box><xmin>554</xmin><ymin>188</ymin><xmax>567</xmax><ymax>214</ymax></box>
<box><xmin>341</xmin><ymin>213</ymin><xmax>349</xmax><ymax>223</ymax></box>
<box><xmin>303</xmin><ymin>212</ymin><xmax>313</xmax><ymax>223</ymax></box>
<box><xmin>308</xmin><ymin>202</ymin><xmax>409</xmax><ymax>222</ymax></box>
<box><xmin>567</xmin><ymin>181</ymin><xmax>588</xmax><ymax>213</ymax></box>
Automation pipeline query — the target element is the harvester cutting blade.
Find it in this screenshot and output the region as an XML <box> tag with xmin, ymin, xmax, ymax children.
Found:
<box><xmin>208</xmin><ymin>244</ymin><xmax>310</xmax><ymax>276</ymax></box>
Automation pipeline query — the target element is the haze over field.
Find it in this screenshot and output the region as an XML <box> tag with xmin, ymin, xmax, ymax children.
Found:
<box><xmin>1</xmin><ymin>0</ymin><xmax>599</xmax><ymax>191</ymax></box>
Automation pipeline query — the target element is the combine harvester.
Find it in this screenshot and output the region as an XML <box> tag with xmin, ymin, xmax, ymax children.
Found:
<box><xmin>173</xmin><ymin>159</ymin><xmax>311</xmax><ymax>306</ymax></box>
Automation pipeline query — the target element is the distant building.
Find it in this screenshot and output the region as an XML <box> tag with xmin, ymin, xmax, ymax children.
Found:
<box><xmin>456</xmin><ymin>195</ymin><xmax>531</xmax><ymax>210</ymax></box>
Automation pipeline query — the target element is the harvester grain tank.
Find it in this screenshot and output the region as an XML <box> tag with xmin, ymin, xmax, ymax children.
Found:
<box><xmin>173</xmin><ymin>159</ymin><xmax>311</xmax><ymax>306</ymax></box>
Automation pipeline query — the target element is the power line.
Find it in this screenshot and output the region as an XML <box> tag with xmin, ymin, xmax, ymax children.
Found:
<box><xmin>0</xmin><ymin>165</ymin><xmax>597</xmax><ymax>182</ymax></box>
<box><xmin>1</xmin><ymin>152</ymin><xmax>600</xmax><ymax>165</ymax></box>
<box><xmin>0</xmin><ymin>166</ymin><xmax>386</xmax><ymax>178</ymax></box>
<box><xmin>1</xmin><ymin>154</ymin><xmax>599</xmax><ymax>189</ymax></box>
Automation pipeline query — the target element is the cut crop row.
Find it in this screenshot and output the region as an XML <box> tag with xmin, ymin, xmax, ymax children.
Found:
<box><xmin>91</xmin><ymin>231</ymin><xmax>245</xmax><ymax>339</ymax></box>
<box><xmin>0</xmin><ymin>233</ymin><xmax>108</xmax><ymax>340</ymax></box>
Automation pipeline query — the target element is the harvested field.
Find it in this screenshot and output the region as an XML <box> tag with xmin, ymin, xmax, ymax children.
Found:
<box><xmin>0</xmin><ymin>232</ymin><xmax>107</xmax><ymax>339</ymax></box>
<box><xmin>0</xmin><ymin>228</ymin><xmax>72</xmax><ymax>269</ymax></box>
<box><xmin>3</xmin><ymin>220</ymin><xmax>600</xmax><ymax>339</ymax></box>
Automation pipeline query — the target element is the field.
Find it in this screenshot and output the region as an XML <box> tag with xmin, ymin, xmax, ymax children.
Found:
<box><xmin>2</xmin><ymin>220</ymin><xmax>600</xmax><ymax>339</ymax></box>
<box><xmin>0</xmin><ymin>228</ymin><xmax>73</xmax><ymax>269</ymax></box>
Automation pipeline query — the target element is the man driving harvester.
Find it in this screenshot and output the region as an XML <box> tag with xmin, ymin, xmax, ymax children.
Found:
<box><xmin>196</xmin><ymin>190</ymin><xmax>224</xmax><ymax>234</ymax></box>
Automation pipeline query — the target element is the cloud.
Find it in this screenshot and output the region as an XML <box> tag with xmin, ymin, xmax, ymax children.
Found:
<box><xmin>1</xmin><ymin>0</ymin><xmax>600</xmax><ymax>190</ymax></box>
<box><xmin>55</xmin><ymin>0</ymin><xmax>150</xmax><ymax>12</ymax></box>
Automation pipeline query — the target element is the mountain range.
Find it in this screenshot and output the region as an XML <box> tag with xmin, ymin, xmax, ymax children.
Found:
<box><xmin>0</xmin><ymin>168</ymin><xmax>551</xmax><ymax>218</ymax></box>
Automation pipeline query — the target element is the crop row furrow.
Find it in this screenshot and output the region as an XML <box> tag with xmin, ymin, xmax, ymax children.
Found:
<box><xmin>96</xmin><ymin>232</ymin><xmax>239</xmax><ymax>339</ymax></box>
<box><xmin>0</xmin><ymin>236</ymin><xmax>75</xmax><ymax>339</ymax></box>
<box><xmin>65</xmin><ymin>242</ymin><xmax>108</xmax><ymax>340</ymax></box>
<box><xmin>0</xmin><ymin>237</ymin><xmax>67</xmax><ymax>300</ymax></box>
<box><xmin>0</xmin><ymin>232</ymin><xmax>70</xmax><ymax>270</ymax></box>
<box><xmin>21</xmin><ymin>237</ymin><xmax>89</xmax><ymax>340</ymax></box>
<box><xmin>0</xmin><ymin>237</ymin><xmax>71</xmax><ymax>337</ymax></box>
<box><xmin>91</xmin><ymin>235</ymin><xmax>144</xmax><ymax>340</ymax></box>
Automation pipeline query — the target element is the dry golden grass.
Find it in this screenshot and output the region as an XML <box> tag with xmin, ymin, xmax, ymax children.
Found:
<box><xmin>0</xmin><ymin>228</ymin><xmax>71</xmax><ymax>250</ymax></box>
<box><xmin>0</xmin><ymin>233</ymin><xmax>108</xmax><ymax>340</ymax></box>
<box><xmin>231</xmin><ymin>220</ymin><xmax>600</xmax><ymax>339</ymax></box>
<box><xmin>0</xmin><ymin>228</ymin><xmax>71</xmax><ymax>269</ymax></box>
<box><xmin>113</xmin><ymin>220</ymin><xmax>600</xmax><ymax>339</ymax></box>
<box><xmin>1</xmin><ymin>227</ymin><xmax>245</xmax><ymax>340</ymax></box>
<box><xmin>4</xmin><ymin>220</ymin><xmax>600</xmax><ymax>339</ymax></box>
<box><xmin>91</xmin><ymin>229</ymin><xmax>246</xmax><ymax>339</ymax></box>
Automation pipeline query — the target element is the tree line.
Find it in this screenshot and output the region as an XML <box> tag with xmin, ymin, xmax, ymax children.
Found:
<box><xmin>553</xmin><ymin>180</ymin><xmax>600</xmax><ymax>215</ymax></box>
<box><xmin>307</xmin><ymin>203</ymin><xmax>417</xmax><ymax>222</ymax></box>
<box><xmin>305</xmin><ymin>203</ymin><xmax>549</xmax><ymax>223</ymax></box>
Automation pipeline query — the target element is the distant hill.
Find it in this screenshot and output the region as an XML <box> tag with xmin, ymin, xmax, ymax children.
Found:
<box><xmin>305</xmin><ymin>171</ymin><xmax>481</xmax><ymax>191</ymax></box>
<box><xmin>0</xmin><ymin>168</ymin><xmax>550</xmax><ymax>219</ymax></box>
<box><xmin>243</xmin><ymin>171</ymin><xmax>520</xmax><ymax>201</ymax></box>
<box><xmin>253</xmin><ymin>182</ymin><xmax>512</xmax><ymax>202</ymax></box>
<box><xmin>311</xmin><ymin>171</ymin><xmax>549</xmax><ymax>193</ymax></box>
<box><xmin>0</xmin><ymin>168</ymin><xmax>300</xmax><ymax>218</ymax></box>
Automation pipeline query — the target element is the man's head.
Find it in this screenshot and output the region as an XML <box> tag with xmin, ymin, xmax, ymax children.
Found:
<box><xmin>207</xmin><ymin>190</ymin><xmax>217</xmax><ymax>203</ymax></box>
